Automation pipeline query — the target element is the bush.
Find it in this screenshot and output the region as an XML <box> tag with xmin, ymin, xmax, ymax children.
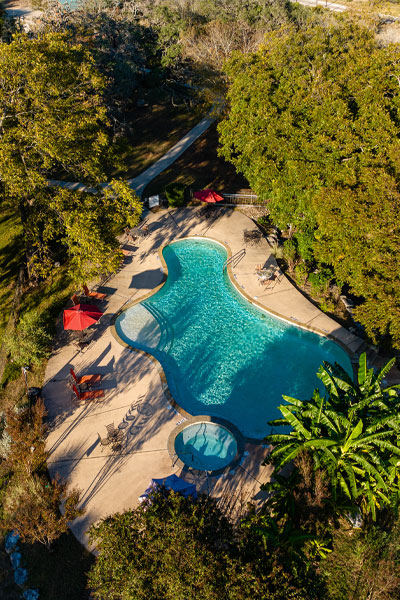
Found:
<box><xmin>283</xmin><ymin>238</ymin><xmax>297</xmax><ymax>271</ymax></box>
<box><xmin>308</xmin><ymin>268</ymin><xmax>333</xmax><ymax>296</ymax></box>
<box><xmin>294</xmin><ymin>231</ymin><xmax>315</xmax><ymax>262</ymax></box>
<box><xmin>3</xmin><ymin>310</ymin><xmax>52</xmax><ymax>367</ymax></box>
<box><xmin>165</xmin><ymin>182</ymin><xmax>186</xmax><ymax>207</ymax></box>
<box><xmin>0</xmin><ymin>361</ymin><xmax>21</xmax><ymax>388</ymax></box>
<box><xmin>294</xmin><ymin>262</ymin><xmax>309</xmax><ymax>286</ymax></box>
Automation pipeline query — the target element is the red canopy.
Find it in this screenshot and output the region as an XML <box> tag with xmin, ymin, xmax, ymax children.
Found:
<box><xmin>193</xmin><ymin>189</ymin><xmax>224</xmax><ymax>203</ymax></box>
<box><xmin>63</xmin><ymin>304</ymin><xmax>103</xmax><ymax>331</ymax></box>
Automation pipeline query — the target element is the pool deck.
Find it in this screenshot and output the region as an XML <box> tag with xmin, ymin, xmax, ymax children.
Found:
<box><xmin>43</xmin><ymin>206</ymin><xmax>364</xmax><ymax>548</ymax></box>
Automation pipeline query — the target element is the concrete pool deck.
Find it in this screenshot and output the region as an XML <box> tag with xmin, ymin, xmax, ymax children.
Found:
<box><xmin>43</xmin><ymin>206</ymin><xmax>364</xmax><ymax>547</ymax></box>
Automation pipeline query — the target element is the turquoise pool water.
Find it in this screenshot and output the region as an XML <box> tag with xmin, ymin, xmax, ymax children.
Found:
<box><xmin>175</xmin><ymin>422</ymin><xmax>237</xmax><ymax>471</ymax></box>
<box><xmin>115</xmin><ymin>239</ymin><xmax>353</xmax><ymax>439</ymax></box>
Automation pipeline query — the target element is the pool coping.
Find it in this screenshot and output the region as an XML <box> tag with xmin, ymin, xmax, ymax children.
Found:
<box><xmin>167</xmin><ymin>415</ymin><xmax>245</xmax><ymax>477</ymax></box>
<box><xmin>110</xmin><ymin>234</ymin><xmax>356</xmax><ymax>443</ymax></box>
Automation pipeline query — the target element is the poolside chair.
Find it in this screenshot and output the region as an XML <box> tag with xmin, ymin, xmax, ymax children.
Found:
<box><xmin>70</xmin><ymin>367</ymin><xmax>102</xmax><ymax>389</ymax></box>
<box><xmin>72</xmin><ymin>384</ymin><xmax>104</xmax><ymax>402</ymax></box>
<box><xmin>97</xmin><ymin>432</ymin><xmax>111</xmax><ymax>452</ymax></box>
<box><xmin>82</xmin><ymin>284</ymin><xmax>107</xmax><ymax>301</ymax></box>
<box><xmin>262</xmin><ymin>267</ymin><xmax>282</xmax><ymax>288</ymax></box>
<box><xmin>71</xmin><ymin>293</ymin><xmax>80</xmax><ymax>305</ymax></box>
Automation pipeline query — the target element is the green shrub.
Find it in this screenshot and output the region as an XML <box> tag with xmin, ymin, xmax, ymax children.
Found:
<box><xmin>294</xmin><ymin>262</ymin><xmax>309</xmax><ymax>286</ymax></box>
<box><xmin>308</xmin><ymin>268</ymin><xmax>333</xmax><ymax>296</ymax></box>
<box><xmin>165</xmin><ymin>182</ymin><xmax>186</xmax><ymax>207</ymax></box>
<box><xmin>3</xmin><ymin>310</ymin><xmax>52</xmax><ymax>367</ymax></box>
<box><xmin>283</xmin><ymin>238</ymin><xmax>297</xmax><ymax>271</ymax></box>
<box><xmin>319</xmin><ymin>298</ymin><xmax>336</xmax><ymax>313</ymax></box>
<box><xmin>257</xmin><ymin>216</ymin><xmax>272</xmax><ymax>231</ymax></box>
<box><xmin>0</xmin><ymin>361</ymin><xmax>21</xmax><ymax>388</ymax></box>
<box><xmin>294</xmin><ymin>231</ymin><xmax>315</xmax><ymax>262</ymax></box>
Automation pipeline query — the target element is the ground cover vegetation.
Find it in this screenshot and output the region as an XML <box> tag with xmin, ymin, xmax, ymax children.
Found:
<box><xmin>218</xmin><ymin>18</ymin><xmax>400</xmax><ymax>349</ymax></box>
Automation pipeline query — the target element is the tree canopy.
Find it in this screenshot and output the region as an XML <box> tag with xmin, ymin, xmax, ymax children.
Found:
<box><xmin>218</xmin><ymin>20</ymin><xmax>400</xmax><ymax>347</ymax></box>
<box><xmin>0</xmin><ymin>32</ymin><xmax>141</xmax><ymax>283</ymax></box>
<box><xmin>88</xmin><ymin>489</ymin><xmax>324</xmax><ymax>600</ymax></box>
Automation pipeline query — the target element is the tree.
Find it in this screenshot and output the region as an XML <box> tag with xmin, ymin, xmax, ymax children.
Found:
<box><xmin>0</xmin><ymin>32</ymin><xmax>141</xmax><ymax>282</ymax></box>
<box><xmin>3</xmin><ymin>310</ymin><xmax>52</xmax><ymax>367</ymax></box>
<box><xmin>1</xmin><ymin>472</ymin><xmax>83</xmax><ymax>550</ymax></box>
<box><xmin>218</xmin><ymin>20</ymin><xmax>400</xmax><ymax>347</ymax></box>
<box><xmin>0</xmin><ymin>400</ymin><xmax>83</xmax><ymax>549</ymax></box>
<box><xmin>322</xmin><ymin>517</ymin><xmax>400</xmax><ymax>600</ymax></box>
<box><xmin>89</xmin><ymin>490</ymin><xmax>247</xmax><ymax>600</ymax></box>
<box><xmin>88</xmin><ymin>488</ymin><xmax>323</xmax><ymax>600</ymax></box>
<box><xmin>265</xmin><ymin>353</ymin><xmax>400</xmax><ymax>520</ymax></box>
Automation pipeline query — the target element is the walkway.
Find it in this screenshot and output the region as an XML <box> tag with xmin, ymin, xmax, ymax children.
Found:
<box><xmin>48</xmin><ymin>114</ymin><xmax>215</xmax><ymax>196</ymax></box>
<box><xmin>43</xmin><ymin>206</ymin><xmax>363</xmax><ymax>548</ymax></box>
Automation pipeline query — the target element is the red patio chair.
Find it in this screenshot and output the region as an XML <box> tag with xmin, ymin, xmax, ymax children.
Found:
<box><xmin>72</xmin><ymin>384</ymin><xmax>104</xmax><ymax>402</ymax></box>
<box><xmin>70</xmin><ymin>367</ymin><xmax>102</xmax><ymax>388</ymax></box>
<box><xmin>71</xmin><ymin>293</ymin><xmax>80</xmax><ymax>305</ymax></box>
<box><xmin>82</xmin><ymin>284</ymin><xmax>107</xmax><ymax>301</ymax></box>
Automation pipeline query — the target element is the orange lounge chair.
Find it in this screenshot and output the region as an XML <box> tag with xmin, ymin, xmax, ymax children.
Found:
<box><xmin>82</xmin><ymin>284</ymin><xmax>107</xmax><ymax>300</ymax></box>
<box><xmin>72</xmin><ymin>384</ymin><xmax>104</xmax><ymax>402</ymax></box>
<box><xmin>71</xmin><ymin>293</ymin><xmax>80</xmax><ymax>305</ymax></box>
<box><xmin>70</xmin><ymin>367</ymin><xmax>102</xmax><ymax>388</ymax></box>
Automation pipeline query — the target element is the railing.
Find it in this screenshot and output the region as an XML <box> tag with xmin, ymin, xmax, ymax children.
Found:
<box><xmin>222</xmin><ymin>248</ymin><xmax>246</xmax><ymax>272</ymax></box>
<box><xmin>221</xmin><ymin>193</ymin><xmax>263</xmax><ymax>206</ymax></box>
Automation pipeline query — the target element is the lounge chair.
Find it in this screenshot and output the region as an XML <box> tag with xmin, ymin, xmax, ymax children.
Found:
<box><xmin>82</xmin><ymin>284</ymin><xmax>107</xmax><ymax>301</ymax></box>
<box><xmin>72</xmin><ymin>384</ymin><xmax>104</xmax><ymax>402</ymax></box>
<box><xmin>70</xmin><ymin>367</ymin><xmax>102</xmax><ymax>388</ymax></box>
<box><xmin>262</xmin><ymin>267</ymin><xmax>282</xmax><ymax>288</ymax></box>
<box><xmin>71</xmin><ymin>293</ymin><xmax>80</xmax><ymax>305</ymax></box>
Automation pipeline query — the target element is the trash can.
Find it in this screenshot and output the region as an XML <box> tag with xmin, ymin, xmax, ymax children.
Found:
<box><xmin>27</xmin><ymin>387</ymin><xmax>42</xmax><ymax>408</ymax></box>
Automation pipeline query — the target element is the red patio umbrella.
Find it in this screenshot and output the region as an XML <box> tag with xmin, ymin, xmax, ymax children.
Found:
<box><xmin>63</xmin><ymin>304</ymin><xmax>103</xmax><ymax>331</ymax></box>
<box><xmin>194</xmin><ymin>189</ymin><xmax>224</xmax><ymax>203</ymax></box>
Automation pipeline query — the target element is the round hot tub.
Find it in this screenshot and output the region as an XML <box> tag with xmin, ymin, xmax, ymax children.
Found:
<box><xmin>172</xmin><ymin>419</ymin><xmax>240</xmax><ymax>472</ymax></box>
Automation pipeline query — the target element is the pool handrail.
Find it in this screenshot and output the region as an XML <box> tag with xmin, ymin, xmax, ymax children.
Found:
<box><xmin>222</xmin><ymin>248</ymin><xmax>246</xmax><ymax>272</ymax></box>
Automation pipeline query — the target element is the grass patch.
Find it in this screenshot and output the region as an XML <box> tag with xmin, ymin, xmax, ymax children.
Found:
<box><xmin>21</xmin><ymin>531</ymin><xmax>95</xmax><ymax>600</ymax></box>
<box><xmin>0</xmin><ymin>207</ymin><xmax>24</xmax><ymax>345</ymax></box>
<box><xmin>109</xmin><ymin>92</ymin><xmax>205</xmax><ymax>179</ymax></box>
<box><xmin>142</xmin><ymin>123</ymin><xmax>250</xmax><ymax>197</ymax></box>
<box><xmin>339</xmin><ymin>0</ymin><xmax>400</xmax><ymax>17</ymax></box>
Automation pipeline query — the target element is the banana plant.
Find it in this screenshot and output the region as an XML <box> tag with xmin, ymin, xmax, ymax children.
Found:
<box><xmin>265</xmin><ymin>353</ymin><xmax>400</xmax><ymax>519</ymax></box>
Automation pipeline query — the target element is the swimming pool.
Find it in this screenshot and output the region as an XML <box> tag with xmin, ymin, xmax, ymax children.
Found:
<box><xmin>115</xmin><ymin>238</ymin><xmax>353</xmax><ymax>439</ymax></box>
<box><xmin>174</xmin><ymin>421</ymin><xmax>238</xmax><ymax>471</ymax></box>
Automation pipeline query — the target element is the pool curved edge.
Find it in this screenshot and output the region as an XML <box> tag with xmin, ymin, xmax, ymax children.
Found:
<box><xmin>110</xmin><ymin>235</ymin><xmax>357</xmax><ymax>443</ymax></box>
<box><xmin>167</xmin><ymin>415</ymin><xmax>245</xmax><ymax>476</ymax></box>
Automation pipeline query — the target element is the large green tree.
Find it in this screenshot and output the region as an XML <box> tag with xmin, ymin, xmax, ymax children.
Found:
<box><xmin>88</xmin><ymin>489</ymin><xmax>324</xmax><ymax>600</ymax></box>
<box><xmin>265</xmin><ymin>354</ymin><xmax>400</xmax><ymax>520</ymax></box>
<box><xmin>218</xmin><ymin>21</ymin><xmax>400</xmax><ymax>346</ymax></box>
<box><xmin>0</xmin><ymin>32</ymin><xmax>141</xmax><ymax>283</ymax></box>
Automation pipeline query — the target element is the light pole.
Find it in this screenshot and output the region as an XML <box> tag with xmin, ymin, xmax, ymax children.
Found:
<box><xmin>21</xmin><ymin>366</ymin><xmax>29</xmax><ymax>394</ymax></box>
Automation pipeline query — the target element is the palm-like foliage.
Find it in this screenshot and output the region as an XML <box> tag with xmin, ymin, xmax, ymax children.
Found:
<box><xmin>266</xmin><ymin>353</ymin><xmax>400</xmax><ymax>519</ymax></box>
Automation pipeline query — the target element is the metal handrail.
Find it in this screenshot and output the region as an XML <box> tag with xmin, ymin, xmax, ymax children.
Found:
<box><xmin>222</xmin><ymin>248</ymin><xmax>246</xmax><ymax>272</ymax></box>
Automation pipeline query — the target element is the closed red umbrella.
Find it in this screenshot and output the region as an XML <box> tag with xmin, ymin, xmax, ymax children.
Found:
<box><xmin>63</xmin><ymin>304</ymin><xmax>103</xmax><ymax>331</ymax></box>
<box><xmin>194</xmin><ymin>189</ymin><xmax>224</xmax><ymax>203</ymax></box>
